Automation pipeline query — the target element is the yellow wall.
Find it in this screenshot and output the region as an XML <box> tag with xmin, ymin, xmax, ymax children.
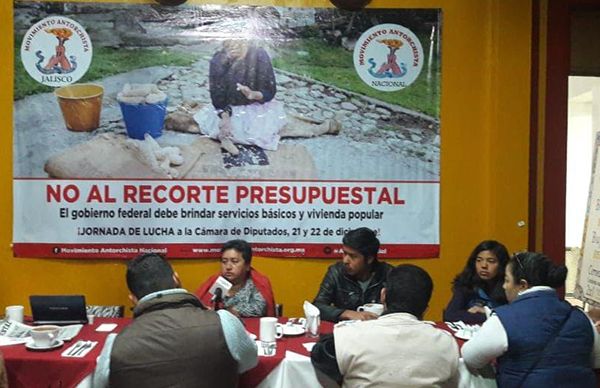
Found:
<box><xmin>0</xmin><ymin>0</ymin><xmax>531</xmax><ymax>319</ymax></box>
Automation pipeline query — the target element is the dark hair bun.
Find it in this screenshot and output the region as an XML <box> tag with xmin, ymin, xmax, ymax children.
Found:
<box><xmin>547</xmin><ymin>265</ymin><xmax>568</xmax><ymax>288</ymax></box>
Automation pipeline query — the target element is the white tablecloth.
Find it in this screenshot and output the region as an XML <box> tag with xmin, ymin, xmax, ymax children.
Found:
<box><xmin>257</xmin><ymin>351</ymin><xmax>338</xmax><ymax>388</ymax></box>
<box><xmin>76</xmin><ymin>374</ymin><xmax>92</xmax><ymax>388</ymax></box>
<box><xmin>255</xmin><ymin>351</ymin><xmax>496</xmax><ymax>388</ymax></box>
<box><xmin>458</xmin><ymin>359</ymin><xmax>497</xmax><ymax>388</ymax></box>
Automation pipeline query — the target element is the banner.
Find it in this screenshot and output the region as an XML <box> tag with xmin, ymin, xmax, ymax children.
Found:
<box><xmin>576</xmin><ymin>133</ymin><xmax>600</xmax><ymax>303</ymax></box>
<box><xmin>13</xmin><ymin>2</ymin><xmax>442</xmax><ymax>259</ymax></box>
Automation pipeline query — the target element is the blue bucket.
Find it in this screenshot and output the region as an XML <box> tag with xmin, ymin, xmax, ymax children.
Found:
<box><xmin>119</xmin><ymin>99</ymin><xmax>168</xmax><ymax>140</ymax></box>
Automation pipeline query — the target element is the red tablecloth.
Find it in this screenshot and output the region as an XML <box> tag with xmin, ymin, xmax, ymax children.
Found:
<box><xmin>1</xmin><ymin>316</ymin><xmax>333</xmax><ymax>388</ymax></box>
<box><xmin>4</xmin><ymin>318</ymin><xmax>600</xmax><ymax>388</ymax></box>
<box><xmin>2</xmin><ymin>318</ymin><xmax>127</xmax><ymax>388</ymax></box>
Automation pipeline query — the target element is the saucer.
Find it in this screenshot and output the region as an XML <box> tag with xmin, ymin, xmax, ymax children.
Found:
<box><xmin>282</xmin><ymin>324</ymin><xmax>305</xmax><ymax>336</ymax></box>
<box><xmin>26</xmin><ymin>339</ymin><xmax>64</xmax><ymax>351</ymax></box>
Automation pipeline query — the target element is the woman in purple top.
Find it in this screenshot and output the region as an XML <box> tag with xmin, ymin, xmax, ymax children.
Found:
<box><xmin>194</xmin><ymin>39</ymin><xmax>340</xmax><ymax>154</ymax></box>
<box><xmin>443</xmin><ymin>240</ymin><xmax>509</xmax><ymax>324</ymax></box>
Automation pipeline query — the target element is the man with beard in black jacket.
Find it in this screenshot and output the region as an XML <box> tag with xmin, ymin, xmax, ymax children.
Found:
<box><xmin>313</xmin><ymin>227</ymin><xmax>393</xmax><ymax>322</ymax></box>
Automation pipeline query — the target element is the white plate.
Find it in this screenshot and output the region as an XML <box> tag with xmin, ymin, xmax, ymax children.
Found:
<box><xmin>282</xmin><ymin>324</ymin><xmax>305</xmax><ymax>336</ymax></box>
<box><xmin>26</xmin><ymin>339</ymin><xmax>64</xmax><ymax>351</ymax></box>
<box><xmin>246</xmin><ymin>332</ymin><xmax>257</xmax><ymax>341</ymax></box>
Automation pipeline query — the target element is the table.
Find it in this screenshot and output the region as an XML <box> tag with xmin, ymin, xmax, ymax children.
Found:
<box><xmin>2</xmin><ymin>319</ymin><xmax>597</xmax><ymax>388</ymax></box>
<box><xmin>246</xmin><ymin>320</ymin><xmax>495</xmax><ymax>388</ymax></box>
<box><xmin>1</xmin><ymin>318</ymin><xmax>124</xmax><ymax>388</ymax></box>
<box><xmin>240</xmin><ymin>318</ymin><xmax>335</xmax><ymax>388</ymax></box>
<box><xmin>0</xmin><ymin>317</ymin><xmax>334</xmax><ymax>388</ymax></box>
<box><xmin>435</xmin><ymin>323</ymin><xmax>496</xmax><ymax>388</ymax></box>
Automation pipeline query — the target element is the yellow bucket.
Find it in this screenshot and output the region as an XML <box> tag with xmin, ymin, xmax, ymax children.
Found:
<box><xmin>54</xmin><ymin>83</ymin><xmax>104</xmax><ymax>132</ymax></box>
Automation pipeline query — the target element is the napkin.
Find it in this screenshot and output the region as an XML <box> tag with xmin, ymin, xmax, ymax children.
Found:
<box><xmin>303</xmin><ymin>301</ymin><xmax>320</xmax><ymax>336</ymax></box>
<box><xmin>96</xmin><ymin>323</ymin><xmax>118</xmax><ymax>332</ymax></box>
<box><xmin>285</xmin><ymin>350</ymin><xmax>310</xmax><ymax>360</ymax></box>
<box><xmin>303</xmin><ymin>300</ymin><xmax>320</xmax><ymax>317</ymax></box>
<box><xmin>0</xmin><ymin>336</ymin><xmax>30</xmax><ymax>346</ymax></box>
<box><xmin>444</xmin><ymin>321</ymin><xmax>466</xmax><ymax>332</ymax></box>
<box><xmin>302</xmin><ymin>342</ymin><xmax>316</xmax><ymax>352</ymax></box>
<box><xmin>445</xmin><ymin>321</ymin><xmax>480</xmax><ymax>339</ymax></box>
<box><xmin>445</xmin><ymin>321</ymin><xmax>479</xmax><ymax>332</ymax></box>
<box><xmin>61</xmin><ymin>340</ymin><xmax>98</xmax><ymax>358</ymax></box>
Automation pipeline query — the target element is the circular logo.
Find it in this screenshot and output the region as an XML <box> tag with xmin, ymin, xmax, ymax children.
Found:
<box><xmin>20</xmin><ymin>16</ymin><xmax>93</xmax><ymax>87</ymax></box>
<box><xmin>353</xmin><ymin>24</ymin><xmax>424</xmax><ymax>92</ymax></box>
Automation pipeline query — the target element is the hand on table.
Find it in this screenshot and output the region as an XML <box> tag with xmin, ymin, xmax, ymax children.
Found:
<box><xmin>467</xmin><ymin>306</ymin><xmax>487</xmax><ymax>314</ymax></box>
<box><xmin>339</xmin><ymin>310</ymin><xmax>378</xmax><ymax>321</ymax></box>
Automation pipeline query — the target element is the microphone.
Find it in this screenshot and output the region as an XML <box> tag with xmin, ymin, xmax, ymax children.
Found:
<box><xmin>208</xmin><ymin>276</ymin><xmax>231</xmax><ymax>311</ymax></box>
<box><xmin>211</xmin><ymin>287</ymin><xmax>223</xmax><ymax>303</ymax></box>
<box><xmin>211</xmin><ymin>287</ymin><xmax>224</xmax><ymax>311</ymax></box>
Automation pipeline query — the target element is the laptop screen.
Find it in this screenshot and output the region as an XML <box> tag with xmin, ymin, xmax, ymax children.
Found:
<box><xmin>30</xmin><ymin>295</ymin><xmax>88</xmax><ymax>325</ymax></box>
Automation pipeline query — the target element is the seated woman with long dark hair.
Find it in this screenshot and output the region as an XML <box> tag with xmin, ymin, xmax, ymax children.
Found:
<box><xmin>463</xmin><ymin>252</ymin><xmax>600</xmax><ymax>388</ymax></box>
<box><xmin>195</xmin><ymin>239</ymin><xmax>275</xmax><ymax>317</ymax></box>
<box><xmin>443</xmin><ymin>240</ymin><xmax>509</xmax><ymax>324</ymax></box>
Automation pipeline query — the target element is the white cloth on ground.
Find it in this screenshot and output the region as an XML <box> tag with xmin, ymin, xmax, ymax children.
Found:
<box><xmin>194</xmin><ymin>100</ymin><xmax>287</xmax><ymax>151</ymax></box>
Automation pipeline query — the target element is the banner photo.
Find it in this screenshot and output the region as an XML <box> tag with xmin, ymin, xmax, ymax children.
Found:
<box><xmin>13</xmin><ymin>2</ymin><xmax>442</xmax><ymax>259</ymax></box>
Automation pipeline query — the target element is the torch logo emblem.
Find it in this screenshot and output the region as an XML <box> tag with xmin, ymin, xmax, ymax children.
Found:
<box><xmin>354</xmin><ymin>24</ymin><xmax>424</xmax><ymax>92</ymax></box>
<box><xmin>36</xmin><ymin>28</ymin><xmax>78</xmax><ymax>75</ymax></box>
<box><xmin>21</xmin><ymin>16</ymin><xmax>92</xmax><ymax>87</ymax></box>
<box><xmin>368</xmin><ymin>39</ymin><xmax>408</xmax><ymax>79</ymax></box>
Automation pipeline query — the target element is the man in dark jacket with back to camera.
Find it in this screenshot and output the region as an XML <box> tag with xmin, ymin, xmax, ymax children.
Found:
<box><xmin>93</xmin><ymin>253</ymin><xmax>257</xmax><ymax>388</ymax></box>
<box><xmin>313</xmin><ymin>227</ymin><xmax>393</xmax><ymax>322</ymax></box>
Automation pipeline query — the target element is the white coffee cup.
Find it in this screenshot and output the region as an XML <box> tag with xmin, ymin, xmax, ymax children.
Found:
<box><xmin>259</xmin><ymin>317</ymin><xmax>283</xmax><ymax>343</ymax></box>
<box><xmin>31</xmin><ymin>325</ymin><xmax>60</xmax><ymax>347</ymax></box>
<box><xmin>5</xmin><ymin>305</ymin><xmax>24</xmax><ymax>323</ymax></box>
<box><xmin>87</xmin><ymin>314</ymin><xmax>95</xmax><ymax>324</ymax></box>
<box><xmin>357</xmin><ymin>303</ymin><xmax>384</xmax><ymax>316</ymax></box>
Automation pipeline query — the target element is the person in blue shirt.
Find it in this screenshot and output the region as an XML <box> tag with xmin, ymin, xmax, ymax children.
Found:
<box><xmin>463</xmin><ymin>251</ymin><xmax>599</xmax><ymax>387</ymax></box>
<box><xmin>444</xmin><ymin>240</ymin><xmax>509</xmax><ymax>324</ymax></box>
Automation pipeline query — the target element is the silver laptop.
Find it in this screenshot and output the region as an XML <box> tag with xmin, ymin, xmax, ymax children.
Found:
<box><xmin>30</xmin><ymin>295</ymin><xmax>88</xmax><ymax>325</ymax></box>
